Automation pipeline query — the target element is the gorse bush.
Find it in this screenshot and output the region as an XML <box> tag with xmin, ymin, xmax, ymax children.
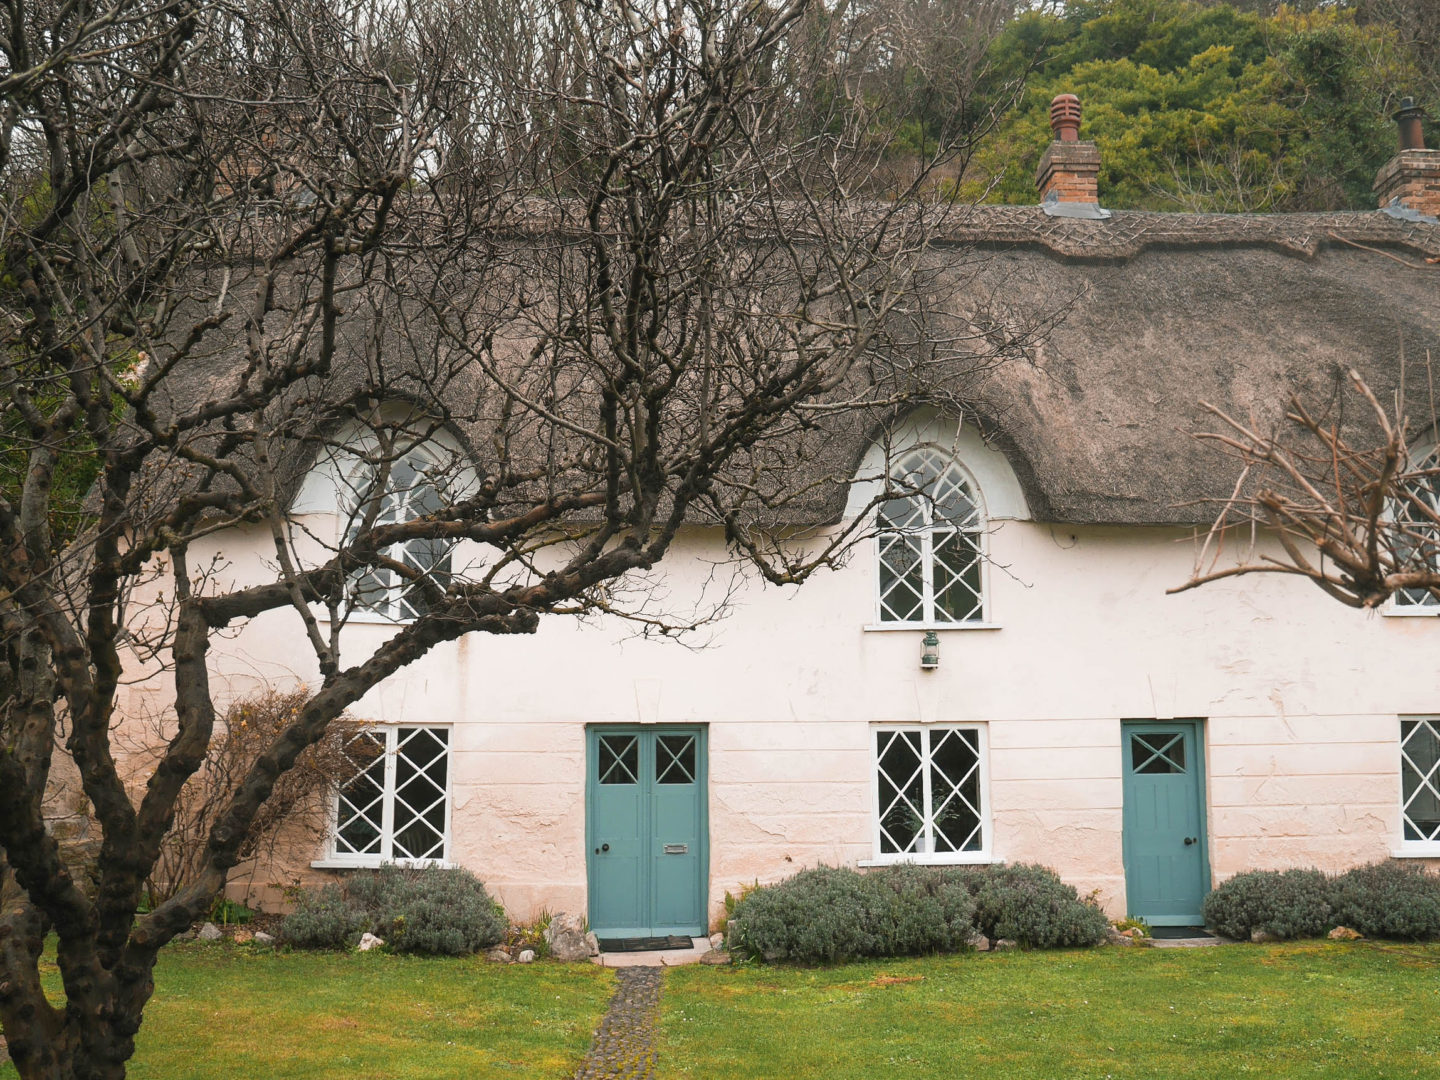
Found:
<box><xmin>962</xmin><ymin>864</ymin><xmax>1111</xmax><ymax>948</ymax></box>
<box><xmin>726</xmin><ymin>863</ymin><xmax>1105</xmax><ymax>964</ymax></box>
<box><xmin>1329</xmin><ymin>862</ymin><xmax>1440</xmax><ymax>941</ymax></box>
<box><xmin>1202</xmin><ymin>869</ymin><xmax>1331</xmax><ymax>941</ymax></box>
<box><xmin>280</xmin><ymin>866</ymin><xmax>506</xmax><ymax>955</ymax></box>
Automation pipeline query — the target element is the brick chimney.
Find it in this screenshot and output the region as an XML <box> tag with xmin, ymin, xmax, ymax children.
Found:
<box><xmin>1373</xmin><ymin>97</ymin><xmax>1440</xmax><ymax>218</ymax></box>
<box><xmin>1035</xmin><ymin>94</ymin><xmax>1102</xmax><ymax>205</ymax></box>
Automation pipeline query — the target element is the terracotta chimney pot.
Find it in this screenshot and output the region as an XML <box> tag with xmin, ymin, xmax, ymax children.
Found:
<box><xmin>1050</xmin><ymin>94</ymin><xmax>1082</xmax><ymax>143</ymax></box>
<box><xmin>1374</xmin><ymin>95</ymin><xmax>1439</xmax><ymax>218</ymax></box>
<box><xmin>1394</xmin><ymin>97</ymin><xmax>1425</xmax><ymax>152</ymax></box>
<box><xmin>1036</xmin><ymin>93</ymin><xmax>1101</xmax><ymax>205</ymax></box>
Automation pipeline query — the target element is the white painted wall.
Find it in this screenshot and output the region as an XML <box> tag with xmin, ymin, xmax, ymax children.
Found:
<box><xmin>119</xmin><ymin>425</ymin><xmax>1440</xmax><ymax>925</ymax></box>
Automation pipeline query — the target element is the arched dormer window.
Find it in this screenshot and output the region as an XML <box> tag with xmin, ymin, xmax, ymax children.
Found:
<box><xmin>292</xmin><ymin>406</ymin><xmax>472</xmax><ymax>622</ymax></box>
<box><xmin>346</xmin><ymin>439</ymin><xmax>454</xmax><ymax>621</ymax></box>
<box><xmin>877</xmin><ymin>446</ymin><xmax>985</xmax><ymax>625</ymax></box>
<box><xmin>1393</xmin><ymin>444</ymin><xmax>1440</xmax><ymax>612</ymax></box>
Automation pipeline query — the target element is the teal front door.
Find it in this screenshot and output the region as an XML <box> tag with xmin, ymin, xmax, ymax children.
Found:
<box><xmin>1122</xmin><ymin>721</ymin><xmax>1210</xmax><ymax>926</ymax></box>
<box><xmin>586</xmin><ymin>726</ymin><xmax>708</xmax><ymax>937</ymax></box>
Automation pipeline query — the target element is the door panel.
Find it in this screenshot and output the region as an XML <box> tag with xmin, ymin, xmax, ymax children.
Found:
<box><xmin>651</xmin><ymin>733</ymin><xmax>703</xmax><ymax>931</ymax></box>
<box><xmin>1122</xmin><ymin>722</ymin><xmax>1209</xmax><ymax>926</ymax></box>
<box><xmin>590</xmin><ymin>733</ymin><xmax>647</xmax><ymax>934</ymax></box>
<box><xmin>587</xmin><ymin>727</ymin><xmax>707</xmax><ymax>937</ymax></box>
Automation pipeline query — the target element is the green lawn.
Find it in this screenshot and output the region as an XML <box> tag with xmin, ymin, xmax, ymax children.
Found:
<box><xmin>0</xmin><ymin>944</ymin><xmax>614</xmax><ymax>1080</ymax></box>
<box><xmin>658</xmin><ymin>942</ymin><xmax>1440</xmax><ymax>1079</ymax></box>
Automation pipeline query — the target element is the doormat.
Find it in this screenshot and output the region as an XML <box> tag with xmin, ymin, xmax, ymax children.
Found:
<box><xmin>597</xmin><ymin>936</ymin><xmax>695</xmax><ymax>953</ymax></box>
<box><xmin>1148</xmin><ymin>926</ymin><xmax>1214</xmax><ymax>940</ymax></box>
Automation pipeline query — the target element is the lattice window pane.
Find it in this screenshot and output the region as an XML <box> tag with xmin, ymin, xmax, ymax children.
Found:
<box><xmin>875</xmin><ymin>727</ymin><xmax>986</xmax><ymax>858</ymax></box>
<box><xmin>656</xmin><ymin>735</ymin><xmax>696</xmax><ymax>784</ymax></box>
<box><xmin>878</xmin><ymin>534</ymin><xmax>925</xmax><ymax>623</ymax></box>
<box><xmin>1402</xmin><ymin>719</ymin><xmax>1440</xmax><ymax>842</ymax></box>
<box><xmin>932</xmin><ymin>532</ymin><xmax>984</xmax><ymax>623</ymax></box>
<box><xmin>877</xmin><ymin>730</ymin><xmax>925</xmax><ymax>854</ymax></box>
<box><xmin>879</xmin><ymin>494</ymin><xmax>925</xmax><ymax>532</ymax></box>
<box><xmin>346</xmin><ymin>445</ymin><xmax>455</xmax><ymax>621</ymax></box>
<box><xmin>335</xmin><ymin>731</ymin><xmax>386</xmax><ymax>856</ymax></box>
<box><xmin>1395</xmin><ymin>450</ymin><xmax>1440</xmax><ymax>608</ymax></box>
<box><xmin>877</xmin><ymin>447</ymin><xmax>984</xmax><ymax>624</ymax></box>
<box><xmin>331</xmin><ymin>726</ymin><xmax>450</xmax><ymax>864</ymax></box>
<box><xmin>391</xmin><ymin>728</ymin><xmax>449</xmax><ymax>860</ymax></box>
<box><xmin>929</xmin><ymin>729</ymin><xmax>983</xmax><ymax>852</ymax></box>
<box><xmin>599</xmin><ymin>735</ymin><xmax>639</xmax><ymax>785</ymax></box>
<box><xmin>1131</xmin><ymin>733</ymin><xmax>1186</xmax><ymax>774</ymax></box>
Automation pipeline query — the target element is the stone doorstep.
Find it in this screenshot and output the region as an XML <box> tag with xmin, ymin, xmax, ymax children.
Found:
<box><xmin>590</xmin><ymin>938</ymin><xmax>711</xmax><ymax>967</ymax></box>
<box><xmin>1150</xmin><ymin>935</ymin><xmax>1231</xmax><ymax>949</ymax></box>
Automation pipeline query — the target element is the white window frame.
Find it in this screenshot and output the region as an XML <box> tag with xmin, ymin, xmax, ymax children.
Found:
<box><xmin>1384</xmin><ymin>444</ymin><xmax>1440</xmax><ymax>617</ymax></box>
<box><xmin>861</xmin><ymin>723</ymin><xmax>996</xmax><ymax>867</ymax></box>
<box><xmin>1395</xmin><ymin>716</ymin><xmax>1440</xmax><ymax>858</ymax></box>
<box><xmin>313</xmin><ymin>724</ymin><xmax>455</xmax><ymax>870</ymax></box>
<box><xmin>873</xmin><ymin>446</ymin><xmax>990</xmax><ymax>629</ymax></box>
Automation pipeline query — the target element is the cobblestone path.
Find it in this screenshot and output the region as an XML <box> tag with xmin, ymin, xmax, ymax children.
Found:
<box><xmin>574</xmin><ymin>966</ymin><xmax>662</xmax><ymax>1079</ymax></box>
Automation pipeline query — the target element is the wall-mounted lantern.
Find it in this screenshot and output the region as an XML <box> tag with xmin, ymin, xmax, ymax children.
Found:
<box><xmin>920</xmin><ymin>630</ymin><xmax>940</xmax><ymax>670</ymax></box>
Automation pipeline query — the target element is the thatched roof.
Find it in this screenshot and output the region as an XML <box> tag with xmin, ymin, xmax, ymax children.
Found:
<box><xmin>869</xmin><ymin>206</ymin><xmax>1440</xmax><ymax>526</ymax></box>
<box><xmin>136</xmin><ymin>205</ymin><xmax>1440</xmax><ymax>530</ymax></box>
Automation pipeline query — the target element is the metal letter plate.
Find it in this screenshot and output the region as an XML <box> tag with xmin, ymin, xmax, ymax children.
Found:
<box><xmin>663</xmin><ymin>843</ymin><xmax>688</xmax><ymax>855</ymax></box>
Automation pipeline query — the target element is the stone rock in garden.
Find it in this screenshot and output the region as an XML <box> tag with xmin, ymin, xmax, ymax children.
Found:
<box><xmin>357</xmin><ymin>932</ymin><xmax>385</xmax><ymax>952</ymax></box>
<box><xmin>584</xmin><ymin>931</ymin><xmax>600</xmax><ymax>957</ymax></box>
<box><xmin>993</xmin><ymin>939</ymin><xmax>1018</xmax><ymax>951</ymax></box>
<box><xmin>1250</xmin><ymin>929</ymin><xmax>1279</xmax><ymax>944</ymax></box>
<box><xmin>197</xmin><ymin>922</ymin><xmax>222</xmax><ymax>942</ymax></box>
<box><xmin>517</xmin><ymin>949</ymin><xmax>537</xmax><ymax>963</ymax></box>
<box><xmin>231</xmin><ymin>928</ymin><xmax>254</xmax><ymax>944</ymax></box>
<box><xmin>699</xmin><ymin>949</ymin><xmax>731</xmax><ymax>965</ymax></box>
<box><xmin>486</xmin><ymin>947</ymin><xmax>513</xmax><ymax>963</ymax></box>
<box><xmin>968</xmin><ymin>933</ymin><xmax>991</xmax><ymax>952</ymax></box>
<box><xmin>1328</xmin><ymin>926</ymin><xmax>1363</xmax><ymax>941</ymax></box>
<box><xmin>1105</xmin><ymin>928</ymin><xmax>1134</xmax><ymax>946</ymax></box>
<box><xmin>708</xmin><ymin>932</ymin><xmax>725</xmax><ymax>951</ymax></box>
<box><xmin>545</xmin><ymin>913</ymin><xmax>594</xmax><ymax>962</ymax></box>
<box><xmin>252</xmin><ymin>931</ymin><xmax>276</xmax><ymax>947</ymax></box>
<box><xmin>172</xmin><ymin>930</ymin><xmax>197</xmax><ymax>943</ymax></box>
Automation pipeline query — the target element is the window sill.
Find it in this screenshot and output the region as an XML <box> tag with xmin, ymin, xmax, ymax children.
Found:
<box><xmin>1381</xmin><ymin>607</ymin><xmax>1440</xmax><ymax>618</ymax></box>
<box><xmin>1391</xmin><ymin>847</ymin><xmax>1440</xmax><ymax>859</ymax></box>
<box><xmin>858</xmin><ymin>853</ymin><xmax>1002</xmax><ymax>868</ymax></box>
<box><xmin>863</xmin><ymin>623</ymin><xmax>1002</xmax><ymax>633</ymax></box>
<box><xmin>311</xmin><ymin>858</ymin><xmax>456</xmax><ymax>871</ymax></box>
<box><xmin>316</xmin><ymin>612</ymin><xmax>414</xmax><ymax>627</ymax></box>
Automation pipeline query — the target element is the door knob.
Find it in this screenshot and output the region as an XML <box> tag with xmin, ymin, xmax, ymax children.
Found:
<box><xmin>1184</xmin><ymin>836</ymin><xmax>1197</xmax><ymax>846</ymax></box>
<box><xmin>601</xmin><ymin>843</ymin><xmax>610</xmax><ymax>852</ymax></box>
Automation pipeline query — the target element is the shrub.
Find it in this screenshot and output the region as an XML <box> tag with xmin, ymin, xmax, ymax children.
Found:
<box><xmin>727</xmin><ymin>863</ymin><xmax>1107</xmax><ymax>963</ymax></box>
<box><xmin>1202</xmin><ymin>869</ymin><xmax>1331</xmax><ymax>941</ymax></box>
<box><xmin>1329</xmin><ymin>862</ymin><xmax>1440</xmax><ymax>941</ymax></box>
<box><xmin>868</xmin><ymin>864</ymin><xmax>979</xmax><ymax>957</ymax></box>
<box><xmin>726</xmin><ymin>866</ymin><xmax>888</xmax><ymax>963</ymax></box>
<box><xmin>280</xmin><ymin>866</ymin><xmax>506</xmax><ymax>955</ymax></box>
<box><xmin>957</xmin><ymin>864</ymin><xmax>1110</xmax><ymax>948</ymax></box>
<box><xmin>386</xmin><ymin>869</ymin><xmax>508</xmax><ymax>956</ymax></box>
<box><xmin>279</xmin><ymin>883</ymin><xmax>368</xmax><ymax>949</ymax></box>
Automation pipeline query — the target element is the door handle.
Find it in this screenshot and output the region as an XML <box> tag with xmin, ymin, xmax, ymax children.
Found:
<box><xmin>1184</xmin><ymin>836</ymin><xmax>1197</xmax><ymax>846</ymax></box>
<box><xmin>593</xmin><ymin>843</ymin><xmax>610</xmax><ymax>854</ymax></box>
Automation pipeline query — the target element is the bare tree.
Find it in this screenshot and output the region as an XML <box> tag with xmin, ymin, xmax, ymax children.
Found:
<box><xmin>1173</xmin><ymin>357</ymin><xmax>1440</xmax><ymax>608</ymax></box>
<box><xmin>0</xmin><ymin>0</ymin><xmax>1039</xmax><ymax>1077</ymax></box>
